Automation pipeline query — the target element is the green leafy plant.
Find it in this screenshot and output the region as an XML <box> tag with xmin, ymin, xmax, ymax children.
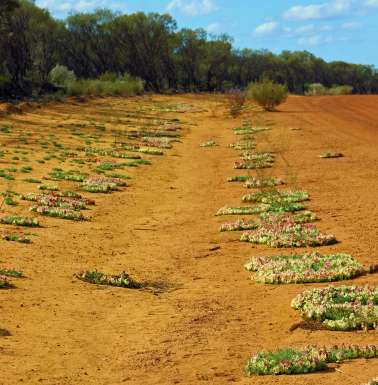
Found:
<box><xmin>242</xmin><ymin>190</ymin><xmax>308</xmax><ymax>204</ymax></box>
<box><xmin>0</xmin><ymin>216</ymin><xmax>40</xmax><ymax>227</ymax></box>
<box><xmin>30</xmin><ymin>206</ymin><xmax>85</xmax><ymax>220</ymax></box>
<box><xmin>23</xmin><ymin>178</ymin><xmax>42</xmax><ymax>183</ymax></box>
<box><xmin>2</xmin><ymin>232</ymin><xmax>31</xmax><ymax>243</ymax></box>
<box><xmin>241</xmin><ymin>218</ymin><xmax>336</xmax><ymax>247</ymax></box>
<box><xmin>0</xmin><ymin>275</ymin><xmax>11</xmax><ymax>288</ymax></box>
<box><xmin>292</xmin><ymin>285</ymin><xmax>378</xmax><ymax>331</ymax></box>
<box><xmin>38</xmin><ymin>184</ymin><xmax>59</xmax><ymax>191</ymax></box>
<box><xmin>246</xmin><ymin>345</ymin><xmax>378</xmax><ymax>376</ymax></box>
<box><xmin>245</xmin><ymin>253</ymin><xmax>364</xmax><ymax>284</ymax></box>
<box><xmin>75</xmin><ymin>271</ymin><xmax>140</xmax><ymax>288</ymax></box>
<box><xmin>227</xmin><ymin>175</ymin><xmax>250</xmax><ymax>182</ymax></box>
<box><xmin>0</xmin><ymin>269</ymin><xmax>22</xmax><ymax>278</ymax></box>
<box><xmin>244</xmin><ymin>176</ymin><xmax>284</xmax><ymax>189</ymax></box>
<box><xmin>220</xmin><ymin>219</ymin><xmax>258</xmax><ymax>232</ymax></box>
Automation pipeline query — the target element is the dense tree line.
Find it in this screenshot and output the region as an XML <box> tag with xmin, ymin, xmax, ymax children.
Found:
<box><xmin>1</xmin><ymin>0</ymin><xmax>378</xmax><ymax>98</ymax></box>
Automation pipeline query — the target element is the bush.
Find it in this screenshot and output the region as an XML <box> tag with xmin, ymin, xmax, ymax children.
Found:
<box><xmin>48</xmin><ymin>65</ymin><xmax>76</xmax><ymax>87</ymax></box>
<box><xmin>226</xmin><ymin>89</ymin><xmax>246</xmax><ymax>118</ymax></box>
<box><xmin>65</xmin><ymin>75</ymin><xmax>144</xmax><ymax>97</ymax></box>
<box><xmin>98</xmin><ymin>72</ymin><xmax>118</xmax><ymax>82</ymax></box>
<box><xmin>305</xmin><ymin>83</ymin><xmax>353</xmax><ymax>96</ymax></box>
<box><xmin>248</xmin><ymin>79</ymin><xmax>288</xmax><ymax>111</ymax></box>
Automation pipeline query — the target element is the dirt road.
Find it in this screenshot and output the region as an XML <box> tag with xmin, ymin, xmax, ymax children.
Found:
<box><xmin>0</xmin><ymin>95</ymin><xmax>378</xmax><ymax>385</ymax></box>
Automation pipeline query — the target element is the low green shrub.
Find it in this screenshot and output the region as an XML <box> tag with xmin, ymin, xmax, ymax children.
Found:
<box><xmin>76</xmin><ymin>271</ymin><xmax>140</xmax><ymax>288</ymax></box>
<box><xmin>248</xmin><ymin>79</ymin><xmax>288</xmax><ymax>111</ymax></box>
<box><xmin>246</xmin><ymin>345</ymin><xmax>378</xmax><ymax>376</ymax></box>
<box><xmin>245</xmin><ymin>253</ymin><xmax>364</xmax><ymax>284</ymax></box>
<box><xmin>0</xmin><ymin>216</ymin><xmax>40</xmax><ymax>227</ymax></box>
<box><xmin>292</xmin><ymin>285</ymin><xmax>378</xmax><ymax>331</ymax></box>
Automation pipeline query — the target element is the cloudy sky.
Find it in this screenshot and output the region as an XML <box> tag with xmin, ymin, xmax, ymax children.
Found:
<box><xmin>35</xmin><ymin>0</ymin><xmax>378</xmax><ymax>66</ymax></box>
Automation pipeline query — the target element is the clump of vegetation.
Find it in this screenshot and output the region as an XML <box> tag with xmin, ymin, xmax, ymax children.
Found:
<box><xmin>44</xmin><ymin>169</ymin><xmax>87</xmax><ymax>182</ymax></box>
<box><xmin>81</xmin><ymin>176</ymin><xmax>126</xmax><ymax>193</ymax></box>
<box><xmin>248</xmin><ymin>79</ymin><xmax>288</xmax><ymax>111</ymax></box>
<box><xmin>246</xmin><ymin>345</ymin><xmax>378</xmax><ymax>376</ymax></box>
<box><xmin>217</xmin><ymin>201</ymin><xmax>305</xmax><ymax>216</ymax></box>
<box><xmin>0</xmin><ymin>275</ymin><xmax>11</xmax><ymax>288</ymax></box>
<box><xmin>137</xmin><ymin>147</ymin><xmax>162</xmax><ymax>156</ymax></box>
<box><xmin>38</xmin><ymin>184</ymin><xmax>59</xmax><ymax>191</ymax></box>
<box><xmin>320</xmin><ymin>151</ymin><xmax>343</xmax><ymax>158</ymax></box>
<box><xmin>241</xmin><ymin>218</ymin><xmax>336</xmax><ymax>247</ymax></box>
<box><xmin>219</xmin><ymin>219</ymin><xmax>257</xmax><ymax>232</ymax></box>
<box><xmin>30</xmin><ymin>205</ymin><xmax>85</xmax><ymax>220</ymax></box>
<box><xmin>75</xmin><ymin>271</ymin><xmax>140</xmax><ymax>288</ymax></box>
<box><xmin>292</xmin><ymin>285</ymin><xmax>378</xmax><ymax>331</ymax></box>
<box><xmin>226</xmin><ymin>89</ymin><xmax>246</xmax><ymax>118</ymax></box>
<box><xmin>0</xmin><ymin>269</ymin><xmax>22</xmax><ymax>278</ymax></box>
<box><xmin>49</xmin><ymin>64</ymin><xmax>76</xmax><ymax>87</ymax></box>
<box><xmin>259</xmin><ymin>201</ymin><xmax>306</xmax><ymax>214</ymax></box>
<box><xmin>233</xmin><ymin>125</ymin><xmax>270</xmax><ymax>135</ymax></box>
<box><xmin>242</xmin><ymin>190</ymin><xmax>309</xmax><ymax>204</ymax></box>
<box><xmin>0</xmin><ymin>216</ymin><xmax>40</xmax><ymax>227</ymax></box>
<box><xmin>244</xmin><ymin>176</ymin><xmax>284</xmax><ymax>189</ymax></box>
<box><xmin>216</xmin><ymin>206</ymin><xmax>259</xmax><ymax>216</ymax></box>
<box><xmin>305</xmin><ymin>83</ymin><xmax>353</xmax><ymax>96</ymax></box>
<box><xmin>200</xmin><ymin>140</ymin><xmax>217</xmax><ymax>147</ymax></box>
<box><xmin>229</xmin><ymin>141</ymin><xmax>256</xmax><ymax>150</ymax></box>
<box><xmin>2</xmin><ymin>232</ymin><xmax>31</xmax><ymax>243</ymax></box>
<box><xmin>1</xmin><ymin>192</ymin><xmax>18</xmax><ymax>206</ymax></box>
<box><xmin>234</xmin><ymin>159</ymin><xmax>274</xmax><ymax>169</ymax></box>
<box><xmin>227</xmin><ymin>175</ymin><xmax>250</xmax><ymax>182</ymax></box>
<box><xmin>259</xmin><ymin>210</ymin><xmax>318</xmax><ymax>224</ymax></box>
<box><xmin>23</xmin><ymin>178</ymin><xmax>42</xmax><ymax>183</ymax></box>
<box><xmin>65</xmin><ymin>74</ymin><xmax>144</xmax><ymax>97</ymax></box>
<box><xmin>20</xmin><ymin>165</ymin><xmax>33</xmax><ymax>173</ymax></box>
<box><xmin>245</xmin><ymin>253</ymin><xmax>364</xmax><ymax>284</ymax></box>
<box><xmin>140</xmin><ymin>137</ymin><xmax>173</xmax><ymax>149</ymax></box>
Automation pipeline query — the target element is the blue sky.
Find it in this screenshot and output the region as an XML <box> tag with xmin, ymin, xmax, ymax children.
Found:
<box><xmin>35</xmin><ymin>0</ymin><xmax>378</xmax><ymax>66</ymax></box>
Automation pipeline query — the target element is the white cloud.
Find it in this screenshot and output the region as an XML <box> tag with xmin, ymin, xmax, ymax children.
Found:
<box><xmin>254</xmin><ymin>21</ymin><xmax>279</xmax><ymax>36</ymax></box>
<box><xmin>283</xmin><ymin>0</ymin><xmax>354</xmax><ymax>20</ymax></box>
<box><xmin>166</xmin><ymin>0</ymin><xmax>218</xmax><ymax>16</ymax></box>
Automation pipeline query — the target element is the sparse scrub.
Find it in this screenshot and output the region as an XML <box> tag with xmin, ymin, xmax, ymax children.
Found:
<box><xmin>65</xmin><ymin>74</ymin><xmax>144</xmax><ymax>97</ymax></box>
<box><xmin>226</xmin><ymin>89</ymin><xmax>247</xmax><ymax>118</ymax></box>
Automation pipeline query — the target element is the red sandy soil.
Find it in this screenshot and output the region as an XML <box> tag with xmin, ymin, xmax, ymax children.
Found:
<box><xmin>0</xmin><ymin>94</ymin><xmax>377</xmax><ymax>385</ymax></box>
